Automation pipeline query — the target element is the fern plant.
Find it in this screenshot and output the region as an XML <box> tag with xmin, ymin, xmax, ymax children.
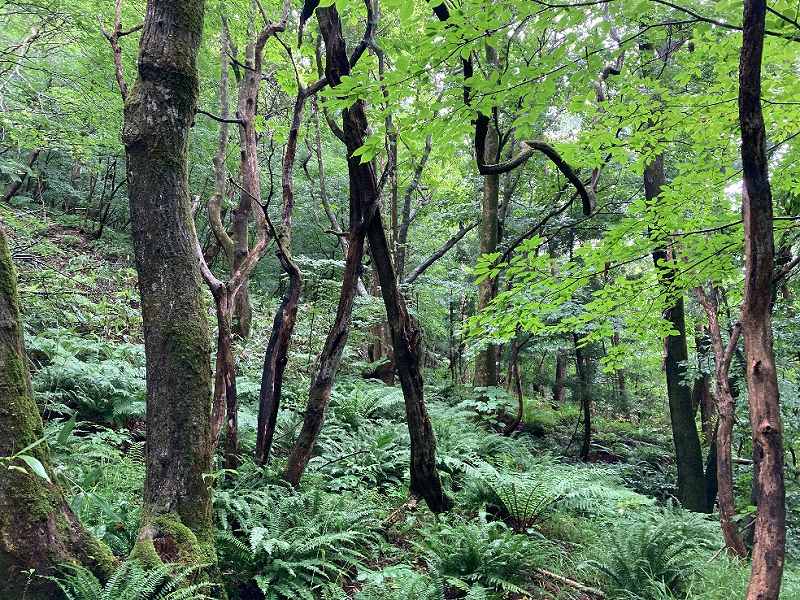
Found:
<box><xmin>52</xmin><ymin>560</ymin><xmax>215</xmax><ymax>600</ymax></box>
<box><xmin>355</xmin><ymin>566</ymin><xmax>445</xmax><ymax>600</ymax></box>
<box><xmin>416</xmin><ymin>518</ymin><xmax>558</xmax><ymax>598</ymax></box>
<box><xmin>215</xmin><ymin>486</ymin><xmax>384</xmax><ymax>599</ymax></box>
<box><xmin>582</xmin><ymin>510</ymin><xmax>717</xmax><ymax>599</ymax></box>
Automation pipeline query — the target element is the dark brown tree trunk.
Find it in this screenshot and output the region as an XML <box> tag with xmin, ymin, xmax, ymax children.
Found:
<box><xmin>122</xmin><ymin>0</ymin><xmax>217</xmax><ymax>566</ymax></box>
<box><xmin>287</xmin><ymin>4</ymin><xmax>449</xmax><ymax>513</ymax></box>
<box><xmin>284</xmin><ymin>4</ymin><xmax>373</xmax><ymax>487</ymax></box>
<box><xmin>646</xmin><ymin>155</ymin><xmax>708</xmax><ymax>513</ymax></box>
<box><xmin>573</xmin><ymin>335</ymin><xmax>593</xmax><ymax>461</ymax></box>
<box><xmin>366</xmin><ymin>208</ymin><xmax>451</xmax><ymax>512</ymax></box>
<box><xmin>693</xmin><ymin>324</ymin><xmax>715</xmax><ymax>442</ymax></box>
<box><xmin>504</xmin><ymin>337</ymin><xmax>524</xmax><ymax>435</ymax></box>
<box><xmin>1</xmin><ymin>148</ymin><xmax>40</xmax><ymax>204</ymax></box>
<box><xmin>611</xmin><ymin>329</ymin><xmax>629</xmax><ymax>417</ymax></box>
<box><xmin>695</xmin><ymin>286</ymin><xmax>747</xmax><ymax>557</ymax></box>
<box><xmin>553</xmin><ymin>349</ymin><xmax>567</xmax><ymax>406</ymax></box>
<box><xmin>740</xmin><ymin>1</ymin><xmax>786</xmax><ymax>595</ymax></box>
<box><xmin>209</xmin><ymin>290</ymin><xmax>239</xmax><ymax>470</ymax></box>
<box><xmin>255</xmin><ymin>92</ymin><xmax>304</xmax><ymax>465</ymax></box>
<box><xmin>0</xmin><ymin>225</ymin><xmax>115</xmax><ymax>599</ymax></box>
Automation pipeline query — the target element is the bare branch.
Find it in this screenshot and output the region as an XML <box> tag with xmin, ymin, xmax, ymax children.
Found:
<box><xmin>403</xmin><ymin>222</ymin><xmax>477</xmax><ymax>285</ymax></box>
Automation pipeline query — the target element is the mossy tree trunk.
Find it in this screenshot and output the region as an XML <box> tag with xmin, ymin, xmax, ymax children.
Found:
<box><xmin>121</xmin><ymin>0</ymin><xmax>217</xmax><ymax>571</ymax></box>
<box><xmin>0</xmin><ymin>225</ymin><xmax>115</xmax><ymax>598</ymax></box>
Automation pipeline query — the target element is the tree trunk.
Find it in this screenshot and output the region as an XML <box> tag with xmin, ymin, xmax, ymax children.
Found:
<box><xmin>255</xmin><ymin>92</ymin><xmax>304</xmax><ymax>465</ymax></box>
<box><xmin>693</xmin><ymin>324</ymin><xmax>715</xmax><ymax>443</ymax></box>
<box><xmin>122</xmin><ymin>0</ymin><xmax>217</xmax><ymax>567</ymax></box>
<box><xmin>209</xmin><ymin>290</ymin><xmax>239</xmax><ymax>469</ymax></box>
<box><xmin>646</xmin><ymin>155</ymin><xmax>708</xmax><ymax>513</ymax></box>
<box><xmin>695</xmin><ymin>287</ymin><xmax>747</xmax><ymax>556</ymax></box>
<box><xmin>740</xmin><ymin>1</ymin><xmax>786</xmax><ymax>595</ymax></box>
<box><xmin>366</xmin><ymin>208</ymin><xmax>451</xmax><ymax>512</ymax></box>
<box><xmin>552</xmin><ymin>348</ymin><xmax>566</xmax><ymax>406</ymax></box>
<box><xmin>504</xmin><ymin>337</ymin><xmax>524</xmax><ymax>435</ymax></box>
<box><xmin>611</xmin><ymin>329</ymin><xmax>629</xmax><ymax>417</ymax></box>
<box><xmin>1</xmin><ymin>148</ymin><xmax>40</xmax><ymax>204</ymax></box>
<box><xmin>473</xmin><ymin>78</ymin><xmax>500</xmax><ymax>388</ymax></box>
<box><xmin>0</xmin><ymin>225</ymin><xmax>115</xmax><ymax>598</ymax></box>
<box><xmin>573</xmin><ymin>335</ymin><xmax>593</xmax><ymax>461</ymax></box>
<box><xmin>287</xmin><ymin>4</ymin><xmax>450</xmax><ymax>513</ymax></box>
<box><xmin>230</xmin><ymin>37</ymin><xmax>262</xmax><ymax>340</ymax></box>
<box><xmin>284</xmin><ymin>5</ymin><xmax>372</xmax><ymax>487</ymax></box>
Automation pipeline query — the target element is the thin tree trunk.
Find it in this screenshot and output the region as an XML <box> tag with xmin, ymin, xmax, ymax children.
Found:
<box><xmin>695</xmin><ymin>286</ymin><xmax>747</xmax><ymax>557</ymax></box>
<box><xmin>574</xmin><ymin>335</ymin><xmax>592</xmax><ymax>461</ymax></box>
<box><xmin>504</xmin><ymin>337</ymin><xmax>524</xmax><ymax>435</ymax></box>
<box><xmin>611</xmin><ymin>328</ymin><xmax>629</xmax><ymax>417</ymax></box>
<box><xmin>553</xmin><ymin>349</ymin><xmax>567</xmax><ymax>406</ymax></box>
<box><xmin>1</xmin><ymin>148</ymin><xmax>40</xmax><ymax>204</ymax></box>
<box><xmin>231</xmin><ymin>35</ymin><xmax>259</xmax><ymax>339</ymax></box>
<box><xmin>646</xmin><ymin>154</ymin><xmax>708</xmax><ymax>513</ymax></box>
<box><xmin>284</xmin><ymin>4</ymin><xmax>374</xmax><ymax>486</ymax></box>
<box><xmin>255</xmin><ymin>91</ymin><xmax>304</xmax><ymax>465</ymax></box>
<box><xmin>0</xmin><ymin>225</ymin><xmax>114</xmax><ymax>599</ymax></box>
<box><xmin>366</xmin><ymin>206</ymin><xmax>451</xmax><ymax>512</ymax></box>
<box><xmin>693</xmin><ymin>324</ymin><xmax>715</xmax><ymax>443</ymax></box>
<box><xmin>210</xmin><ymin>290</ymin><xmax>238</xmax><ymax>469</ymax></box>
<box><xmin>286</xmin><ymin>4</ymin><xmax>449</xmax><ymax>513</ymax></box>
<box><xmin>474</xmin><ymin>49</ymin><xmax>500</xmax><ymax>388</ymax></box>
<box><xmin>740</xmin><ymin>1</ymin><xmax>786</xmax><ymax>595</ymax></box>
<box><xmin>121</xmin><ymin>0</ymin><xmax>217</xmax><ymax>566</ymax></box>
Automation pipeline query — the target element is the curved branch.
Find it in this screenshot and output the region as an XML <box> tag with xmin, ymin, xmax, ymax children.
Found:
<box><xmin>475</xmin><ymin>127</ymin><xmax>595</xmax><ymax>215</ymax></box>
<box><xmin>403</xmin><ymin>221</ymin><xmax>477</xmax><ymax>285</ymax></box>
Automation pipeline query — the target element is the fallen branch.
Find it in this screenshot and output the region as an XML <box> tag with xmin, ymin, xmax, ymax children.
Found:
<box><xmin>534</xmin><ymin>568</ymin><xmax>605</xmax><ymax>598</ymax></box>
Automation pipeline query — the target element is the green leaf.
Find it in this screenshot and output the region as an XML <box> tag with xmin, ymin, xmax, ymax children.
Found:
<box><xmin>18</xmin><ymin>455</ymin><xmax>51</xmax><ymax>483</ymax></box>
<box><xmin>56</xmin><ymin>413</ymin><xmax>78</xmax><ymax>446</ymax></box>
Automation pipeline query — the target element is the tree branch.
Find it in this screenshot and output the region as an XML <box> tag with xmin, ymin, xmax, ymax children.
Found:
<box><xmin>403</xmin><ymin>222</ymin><xmax>477</xmax><ymax>285</ymax></box>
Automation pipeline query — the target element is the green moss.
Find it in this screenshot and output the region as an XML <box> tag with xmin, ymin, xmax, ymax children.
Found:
<box><xmin>130</xmin><ymin>538</ymin><xmax>163</xmax><ymax>569</ymax></box>
<box><xmin>0</xmin><ymin>230</ymin><xmax>19</xmax><ymax>301</ymax></box>
<box><xmin>131</xmin><ymin>514</ymin><xmax>224</xmax><ymax>598</ymax></box>
<box><xmin>134</xmin><ymin>513</ymin><xmax>215</xmax><ymax>567</ymax></box>
<box><xmin>165</xmin><ymin>322</ymin><xmax>211</xmax><ymax>376</ymax></box>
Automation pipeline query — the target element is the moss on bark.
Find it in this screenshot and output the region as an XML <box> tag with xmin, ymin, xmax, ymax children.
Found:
<box><xmin>0</xmin><ymin>225</ymin><xmax>115</xmax><ymax>599</ymax></box>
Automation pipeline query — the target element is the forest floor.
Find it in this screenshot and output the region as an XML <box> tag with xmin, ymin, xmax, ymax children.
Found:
<box><xmin>8</xmin><ymin>202</ymin><xmax>800</xmax><ymax>599</ymax></box>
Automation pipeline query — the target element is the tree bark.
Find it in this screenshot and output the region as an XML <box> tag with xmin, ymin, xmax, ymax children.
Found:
<box><xmin>255</xmin><ymin>91</ymin><xmax>304</xmax><ymax>465</ymax></box>
<box><xmin>645</xmin><ymin>155</ymin><xmax>708</xmax><ymax>513</ymax></box>
<box><xmin>553</xmin><ymin>348</ymin><xmax>567</xmax><ymax>406</ymax></box>
<box><xmin>740</xmin><ymin>1</ymin><xmax>786</xmax><ymax>595</ymax></box>
<box><xmin>366</xmin><ymin>204</ymin><xmax>451</xmax><ymax>512</ymax></box>
<box><xmin>693</xmin><ymin>324</ymin><xmax>715</xmax><ymax>442</ymax></box>
<box><xmin>121</xmin><ymin>0</ymin><xmax>217</xmax><ymax>567</ymax></box>
<box><xmin>284</xmin><ymin>3</ymin><xmax>373</xmax><ymax>487</ymax></box>
<box><xmin>473</xmin><ymin>49</ymin><xmax>500</xmax><ymax>388</ymax></box>
<box><xmin>611</xmin><ymin>328</ymin><xmax>629</xmax><ymax>417</ymax></box>
<box><xmin>1</xmin><ymin>148</ymin><xmax>40</xmax><ymax>204</ymax></box>
<box><xmin>286</xmin><ymin>3</ymin><xmax>450</xmax><ymax>513</ymax></box>
<box><xmin>573</xmin><ymin>335</ymin><xmax>593</xmax><ymax>461</ymax></box>
<box><xmin>694</xmin><ymin>286</ymin><xmax>747</xmax><ymax>557</ymax></box>
<box><xmin>504</xmin><ymin>337</ymin><xmax>524</xmax><ymax>435</ymax></box>
<box><xmin>0</xmin><ymin>225</ymin><xmax>115</xmax><ymax>598</ymax></box>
